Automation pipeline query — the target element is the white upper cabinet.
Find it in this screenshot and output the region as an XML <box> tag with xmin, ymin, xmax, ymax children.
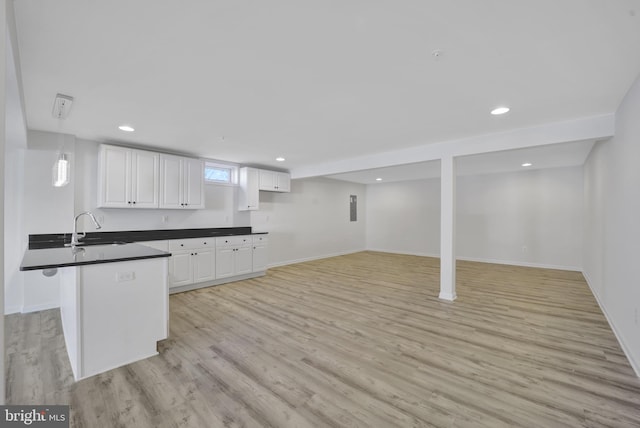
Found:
<box><xmin>183</xmin><ymin>157</ymin><xmax>205</xmax><ymax>208</ymax></box>
<box><xmin>131</xmin><ymin>150</ymin><xmax>160</xmax><ymax>207</ymax></box>
<box><xmin>258</xmin><ymin>169</ymin><xmax>290</xmax><ymax>192</ymax></box>
<box><xmin>98</xmin><ymin>145</ymin><xmax>159</xmax><ymax>208</ymax></box>
<box><xmin>159</xmin><ymin>154</ymin><xmax>205</xmax><ymax>209</ymax></box>
<box><xmin>238</xmin><ymin>167</ymin><xmax>259</xmax><ymax>211</ymax></box>
<box><xmin>158</xmin><ymin>155</ymin><xmax>182</xmax><ymax>209</ymax></box>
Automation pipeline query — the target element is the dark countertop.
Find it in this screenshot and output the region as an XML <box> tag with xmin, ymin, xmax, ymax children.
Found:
<box><xmin>29</xmin><ymin>227</ymin><xmax>268</xmax><ymax>249</ymax></box>
<box><xmin>20</xmin><ymin>243</ymin><xmax>171</xmax><ymax>271</ymax></box>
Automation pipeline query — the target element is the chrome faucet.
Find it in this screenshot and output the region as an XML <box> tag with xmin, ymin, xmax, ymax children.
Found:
<box><xmin>68</xmin><ymin>211</ymin><xmax>102</xmax><ymax>247</ymax></box>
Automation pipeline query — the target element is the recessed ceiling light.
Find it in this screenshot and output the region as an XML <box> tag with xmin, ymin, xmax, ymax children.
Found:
<box><xmin>118</xmin><ymin>125</ymin><xmax>135</xmax><ymax>132</ymax></box>
<box><xmin>491</xmin><ymin>107</ymin><xmax>510</xmax><ymax>115</ymax></box>
<box><xmin>375</xmin><ymin>178</ymin><xmax>382</xmax><ymax>181</ymax></box>
<box><xmin>275</xmin><ymin>157</ymin><xmax>285</xmax><ymax>162</ymax></box>
<box><xmin>521</xmin><ymin>162</ymin><xmax>532</xmax><ymax>167</ymax></box>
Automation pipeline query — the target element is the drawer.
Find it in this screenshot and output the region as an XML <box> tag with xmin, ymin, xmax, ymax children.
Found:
<box><xmin>215</xmin><ymin>235</ymin><xmax>252</xmax><ymax>247</ymax></box>
<box><xmin>252</xmin><ymin>235</ymin><xmax>268</xmax><ymax>244</ymax></box>
<box><xmin>169</xmin><ymin>238</ymin><xmax>215</xmax><ymax>251</ymax></box>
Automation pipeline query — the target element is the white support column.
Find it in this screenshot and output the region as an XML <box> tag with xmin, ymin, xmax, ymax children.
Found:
<box><xmin>439</xmin><ymin>155</ymin><xmax>457</xmax><ymax>301</ymax></box>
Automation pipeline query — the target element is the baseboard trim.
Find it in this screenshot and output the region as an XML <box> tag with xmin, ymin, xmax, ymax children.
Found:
<box><xmin>268</xmin><ymin>249</ymin><xmax>366</xmax><ymax>268</ymax></box>
<box><xmin>21</xmin><ymin>301</ymin><xmax>60</xmax><ymax>314</ymax></box>
<box><xmin>582</xmin><ymin>271</ymin><xmax>640</xmax><ymax>378</ymax></box>
<box><xmin>4</xmin><ymin>305</ymin><xmax>22</xmax><ymax>315</ymax></box>
<box><xmin>365</xmin><ymin>248</ymin><xmax>440</xmax><ymax>259</ymax></box>
<box><xmin>364</xmin><ymin>249</ymin><xmax>582</xmax><ymax>272</ymax></box>
<box><xmin>456</xmin><ymin>256</ymin><xmax>582</xmax><ymax>272</ymax></box>
<box><xmin>169</xmin><ymin>271</ymin><xmax>266</xmax><ymax>295</ymax></box>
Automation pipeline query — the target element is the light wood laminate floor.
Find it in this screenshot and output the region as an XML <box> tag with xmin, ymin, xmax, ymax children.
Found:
<box><xmin>6</xmin><ymin>252</ymin><xmax>640</xmax><ymax>427</ymax></box>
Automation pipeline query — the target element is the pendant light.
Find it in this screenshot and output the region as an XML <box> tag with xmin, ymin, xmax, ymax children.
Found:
<box><xmin>52</xmin><ymin>153</ymin><xmax>69</xmax><ymax>187</ymax></box>
<box><xmin>52</xmin><ymin>93</ymin><xmax>74</xmax><ymax>188</ymax></box>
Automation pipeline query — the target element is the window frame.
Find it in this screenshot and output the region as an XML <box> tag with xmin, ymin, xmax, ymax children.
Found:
<box><xmin>203</xmin><ymin>161</ymin><xmax>237</xmax><ymax>186</ymax></box>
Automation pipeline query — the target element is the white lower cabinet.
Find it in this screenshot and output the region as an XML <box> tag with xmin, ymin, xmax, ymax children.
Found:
<box><xmin>193</xmin><ymin>249</ymin><xmax>216</xmax><ymax>282</ymax></box>
<box><xmin>166</xmin><ymin>234</ymin><xmax>267</xmax><ymax>292</ymax></box>
<box><xmin>252</xmin><ymin>235</ymin><xmax>269</xmax><ymax>272</ymax></box>
<box><xmin>215</xmin><ymin>235</ymin><xmax>253</xmax><ymax>279</ymax></box>
<box><xmin>169</xmin><ymin>251</ymin><xmax>194</xmax><ymax>287</ymax></box>
<box><xmin>168</xmin><ymin>238</ymin><xmax>215</xmax><ymax>290</ymax></box>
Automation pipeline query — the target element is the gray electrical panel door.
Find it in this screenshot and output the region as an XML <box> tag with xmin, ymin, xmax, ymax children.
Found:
<box><xmin>350</xmin><ymin>195</ymin><xmax>357</xmax><ymax>222</ymax></box>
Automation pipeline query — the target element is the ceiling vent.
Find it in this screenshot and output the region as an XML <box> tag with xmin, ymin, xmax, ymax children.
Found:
<box><xmin>52</xmin><ymin>93</ymin><xmax>74</xmax><ymax>119</ymax></box>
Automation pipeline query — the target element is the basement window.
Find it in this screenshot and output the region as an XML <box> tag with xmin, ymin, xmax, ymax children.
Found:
<box><xmin>204</xmin><ymin>162</ymin><xmax>236</xmax><ymax>185</ymax></box>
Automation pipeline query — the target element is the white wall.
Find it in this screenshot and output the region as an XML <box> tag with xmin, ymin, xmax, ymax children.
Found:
<box><xmin>24</xmin><ymin>131</ymin><xmax>75</xmax><ymax>233</ymax></box>
<box><xmin>13</xmin><ymin>130</ymin><xmax>76</xmax><ymax>313</ymax></box>
<box><xmin>366</xmin><ymin>167</ymin><xmax>583</xmax><ymax>270</ymax></box>
<box><xmin>250</xmin><ymin>177</ymin><xmax>367</xmax><ymax>266</ymax></box>
<box><xmin>457</xmin><ymin>167</ymin><xmax>582</xmax><ymax>270</ymax></box>
<box><xmin>366</xmin><ymin>179</ymin><xmax>441</xmax><ymax>257</ymax></box>
<box><xmin>4</xmin><ymin>27</ymin><xmax>26</xmax><ymax>315</ymax></box>
<box><xmin>1</xmin><ymin>2</ymin><xmax>7</xmax><ymax>405</ymax></box>
<box><xmin>583</xmin><ymin>73</ymin><xmax>640</xmax><ymax>376</ymax></box>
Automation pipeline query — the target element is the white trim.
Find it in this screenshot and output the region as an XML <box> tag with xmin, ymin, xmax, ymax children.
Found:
<box><xmin>365</xmin><ymin>248</ymin><xmax>439</xmax><ymax>259</ymax></box>
<box><xmin>456</xmin><ymin>256</ymin><xmax>582</xmax><ymax>272</ymax></box>
<box><xmin>365</xmin><ymin>249</ymin><xmax>582</xmax><ymax>271</ymax></box>
<box><xmin>292</xmin><ymin>114</ymin><xmax>615</xmax><ymax>178</ymax></box>
<box><xmin>267</xmin><ymin>249</ymin><xmax>366</xmax><ymax>268</ymax></box>
<box><xmin>438</xmin><ymin>291</ymin><xmax>457</xmax><ymax>301</ymax></box>
<box><xmin>21</xmin><ymin>301</ymin><xmax>60</xmax><ymax>314</ymax></box>
<box><xmin>169</xmin><ymin>271</ymin><xmax>266</xmax><ymax>294</ymax></box>
<box><xmin>582</xmin><ymin>271</ymin><xmax>640</xmax><ymax>378</ymax></box>
<box><xmin>77</xmin><ymin>352</ymin><xmax>159</xmax><ymax>381</ymax></box>
<box><xmin>4</xmin><ymin>305</ymin><xmax>22</xmax><ymax>315</ymax></box>
<box><xmin>204</xmin><ymin>161</ymin><xmax>238</xmax><ymax>185</ymax></box>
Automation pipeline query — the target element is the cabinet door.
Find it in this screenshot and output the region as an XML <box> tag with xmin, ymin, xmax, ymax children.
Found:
<box><xmin>98</xmin><ymin>145</ymin><xmax>131</xmax><ymax>208</ymax></box>
<box><xmin>258</xmin><ymin>169</ymin><xmax>276</xmax><ymax>191</ymax></box>
<box><xmin>252</xmin><ymin>243</ymin><xmax>268</xmax><ymax>272</ymax></box>
<box><xmin>238</xmin><ymin>167</ymin><xmax>259</xmax><ymax>211</ymax></box>
<box><xmin>235</xmin><ymin>245</ymin><xmax>253</xmax><ymax>275</ymax></box>
<box><xmin>169</xmin><ymin>251</ymin><xmax>193</xmax><ymax>288</ymax></box>
<box><xmin>275</xmin><ymin>172</ymin><xmax>291</xmax><ymax>192</ymax></box>
<box><xmin>184</xmin><ymin>158</ymin><xmax>205</xmax><ymax>209</ymax></box>
<box><xmin>193</xmin><ymin>248</ymin><xmax>215</xmax><ymax>283</ymax></box>
<box><xmin>159</xmin><ymin>155</ymin><xmax>184</xmax><ymax>209</ymax></box>
<box><xmin>216</xmin><ymin>247</ymin><xmax>235</xmax><ymax>279</ymax></box>
<box><xmin>130</xmin><ymin>150</ymin><xmax>159</xmax><ymax>208</ymax></box>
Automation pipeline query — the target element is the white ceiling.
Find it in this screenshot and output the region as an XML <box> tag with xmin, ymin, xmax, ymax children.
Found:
<box><xmin>13</xmin><ymin>1</ymin><xmax>640</xmax><ymax>176</ymax></box>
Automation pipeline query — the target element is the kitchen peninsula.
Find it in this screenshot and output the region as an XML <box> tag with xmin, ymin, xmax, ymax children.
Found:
<box><xmin>21</xmin><ymin>243</ymin><xmax>171</xmax><ymax>380</ymax></box>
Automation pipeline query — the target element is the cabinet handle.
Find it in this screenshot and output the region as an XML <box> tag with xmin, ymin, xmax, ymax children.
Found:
<box><xmin>132</xmin><ymin>201</ymin><xmax>136</xmax><ymax>204</ymax></box>
<box><xmin>180</xmin><ymin>244</ymin><xmax>184</xmax><ymax>247</ymax></box>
